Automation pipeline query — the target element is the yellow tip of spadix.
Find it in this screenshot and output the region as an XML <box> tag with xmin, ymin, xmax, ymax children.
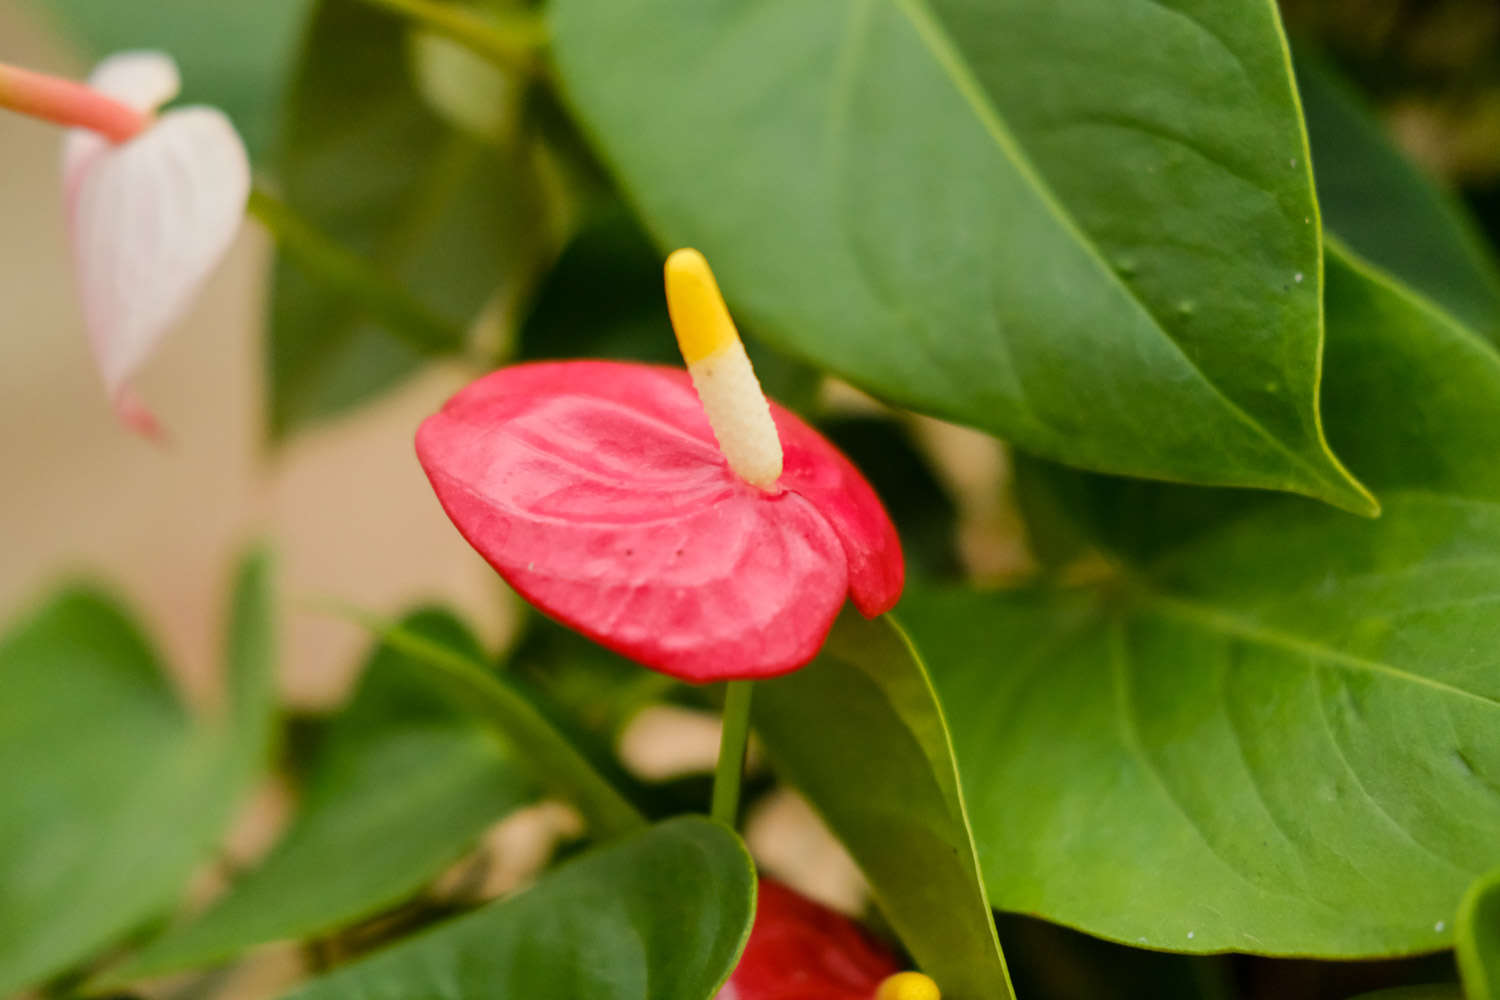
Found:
<box><xmin>875</xmin><ymin>972</ymin><xmax>941</xmax><ymax>1000</ymax></box>
<box><xmin>665</xmin><ymin>247</ymin><xmax>740</xmax><ymax>364</ymax></box>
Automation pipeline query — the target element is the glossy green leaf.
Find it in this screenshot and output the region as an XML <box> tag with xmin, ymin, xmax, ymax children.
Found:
<box><xmin>753</xmin><ymin>611</ymin><xmax>1014</xmax><ymax>1000</ymax></box>
<box><xmin>1459</xmin><ymin>869</ymin><xmax>1500</xmax><ymax>999</ymax></box>
<box><xmin>278</xmin><ymin>816</ymin><xmax>754</xmax><ymax>1000</ymax></box>
<box><xmin>910</xmin><ymin>247</ymin><xmax>1500</xmax><ymax>956</ymax></box>
<box><xmin>267</xmin><ymin>0</ymin><xmax>547</xmax><ymax>439</ymax></box>
<box><xmin>0</xmin><ymin>552</ymin><xmax>276</xmax><ymax>993</ymax></box>
<box><xmin>551</xmin><ymin>0</ymin><xmax>1372</xmax><ymax>512</ymax></box>
<box><xmin>30</xmin><ymin>0</ymin><xmax>308</xmax><ymax>158</ymax></box>
<box><xmin>1346</xmin><ymin>990</ymin><xmax>1463</xmax><ymax>1000</ymax></box>
<box><xmin>1297</xmin><ymin>50</ymin><xmax>1500</xmax><ymax>339</ymax></box>
<box><xmin>114</xmin><ymin>609</ymin><xmax>535</xmax><ymax>980</ymax></box>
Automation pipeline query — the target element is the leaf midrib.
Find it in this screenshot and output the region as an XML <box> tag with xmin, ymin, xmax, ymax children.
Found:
<box><xmin>1138</xmin><ymin>589</ymin><xmax>1500</xmax><ymax>710</ymax></box>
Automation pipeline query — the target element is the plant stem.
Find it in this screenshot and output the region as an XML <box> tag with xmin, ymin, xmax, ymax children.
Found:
<box><xmin>711</xmin><ymin>681</ymin><xmax>755</xmax><ymax>828</ymax></box>
<box><xmin>0</xmin><ymin>61</ymin><xmax>148</xmax><ymax>141</ymax></box>
<box><xmin>246</xmin><ymin>187</ymin><xmax>466</xmax><ymax>356</ymax></box>
<box><xmin>356</xmin><ymin>0</ymin><xmax>547</xmax><ymax>74</ymax></box>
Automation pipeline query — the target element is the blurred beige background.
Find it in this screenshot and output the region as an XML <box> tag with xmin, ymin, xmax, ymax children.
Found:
<box><xmin>0</xmin><ymin>1</ymin><xmax>506</xmax><ymax>709</ymax></box>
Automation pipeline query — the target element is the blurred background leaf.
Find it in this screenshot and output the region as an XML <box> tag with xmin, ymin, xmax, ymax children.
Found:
<box><xmin>266</xmin><ymin>0</ymin><xmax>553</xmax><ymax>440</ymax></box>
<box><xmin>516</xmin><ymin>203</ymin><xmax>821</xmax><ymax>412</ymax></box>
<box><xmin>24</xmin><ymin>0</ymin><xmax>310</xmax><ymax>158</ymax></box>
<box><xmin>407</xmin><ymin>21</ymin><xmax>516</xmax><ymax>144</ymax></box>
<box><xmin>0</xmin><ymin>550</ymin><xmax>275</xmax><ymax>994</ymax></box>
<box><xmin>1280</xmin><ymin>0</ymin><xmax>1500</xmax><ymax>335</ymax></box>
<box><xmin>350</xmin><ymin>611</ymin><xmax>647</xmax><ymax>839</ymax></box>
<box><xmin>505</xmin><ymin>611</ymin><xmax>672</xmax><ymax>749</ymax></box>
<box><xmin>1296</xmin><ymin>49</ymin><xmax>1500</xmax><ymax>338</ymax></box>
<box><xmin>113</xmin><ymin>607</ymin><xmax>536</xmax><ymax>981</ymax></box>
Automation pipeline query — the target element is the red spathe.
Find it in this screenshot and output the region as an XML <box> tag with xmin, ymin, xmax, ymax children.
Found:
<box><xmin>721</xmin><ymin>879</ymin><xmax>902</xmax><ymax>1000</ymax></box>
<box><xmin>416</xmin><ymin>361</ymin><xmax>903</xmax><ymax>682</ymax></box>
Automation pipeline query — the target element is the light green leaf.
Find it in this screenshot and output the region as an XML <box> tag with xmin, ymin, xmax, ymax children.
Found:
<box><xmin>1459</xmin><ymin>868</ymin><xmax>1500</xmax><ymax>1000</ymax></box>
<box><xmin>29</xmin><ymin>0</ymin><xmax>308</xmax><ymax>158</ymax></box>
<box><xmin>113</xmin><ymin>609</ymin><xmax>535</xmax><ymax>980</ymax></box>
<box><xmin>910</xmin><ymin>246</ymin><xmax>1500</xmax><ymax>956</ymax></box>
<box><xmin>277</xmin><ymin>816</ymin><xmax>754</xmax><ymax>1000</ymax></box>
<box><xmin>551</xmin><ymin>0</ymin><xmax>1373</xmax><ymax>512</ymax></box>
<box><xmin>267</xmin><ymin>0</ymin><xmax>547</xmax><ymax>439</ymax></box>
<box><xmin>1297</xmin><ymin>50</ymin><xmax>1500</xmax><ymax>340</ymax></box>
<box><xmin>0</xmin><ymin>552</ymin><xmax>276</xmax><ymax>993</ymax></box>
<box><xmin>753</xmin><ymin>611</ymin><xmax>1014</xmax><ymax>1000</ymax></box>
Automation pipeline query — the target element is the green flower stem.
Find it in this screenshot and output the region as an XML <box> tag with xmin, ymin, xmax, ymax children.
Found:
<box><xmin>329</xmin><ymin>606</ymin><xmax>648</xmax><ymax>841</ymax></box>
<box><xmin>246</xmin><ymin>187</ymin><xmax>466</xmax><ymax>357</ymax></box>
<box><xmin>711</xmin><ymin>681</ymin><xmax>755</xmax><ymax>828</ymax></box>
<box><xmin>356</xmin><ymin>0</ymin><xmax>548</xmax><ymax>74</ymax></box>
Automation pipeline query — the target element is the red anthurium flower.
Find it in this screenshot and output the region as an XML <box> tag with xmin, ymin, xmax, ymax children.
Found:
<box><xmin>719</xmin><ymin>879</ymin><xmax>938</xmax><ymax>1000</ymax></box>
<box><xmin>416</xmin><ymin>249</ymin><xmax>902</xmax><ymax>681</ymax></box>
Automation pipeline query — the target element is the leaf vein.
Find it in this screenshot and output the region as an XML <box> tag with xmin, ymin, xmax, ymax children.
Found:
<box><xmin>1144</xmin><ymin>593</ymin><xmax>1500</xmax><ymax>710</ymax></box>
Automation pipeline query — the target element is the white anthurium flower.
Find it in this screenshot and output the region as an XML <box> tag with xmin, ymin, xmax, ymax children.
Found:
<box><xmin>60</xmin><ymin>51</ymin><xmax>250</xmax><ymax>436</ymax></box>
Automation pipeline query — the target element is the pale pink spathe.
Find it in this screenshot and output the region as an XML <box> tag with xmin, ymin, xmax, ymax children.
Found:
<box><xmin>62</xmin><ymin>51</ymin><xmax>249</xmax><ymax>434</ymax></box>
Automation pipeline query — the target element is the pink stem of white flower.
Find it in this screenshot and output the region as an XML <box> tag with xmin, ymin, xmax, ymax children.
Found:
<box><xmin>0</xmin><ymin>61</ymin><xmax>149</xmax><ymax>142</ymax></box>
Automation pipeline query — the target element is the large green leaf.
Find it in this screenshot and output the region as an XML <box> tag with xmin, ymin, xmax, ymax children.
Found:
<box><xmin>28</xmin><ymin>0</ymin><xmax>308</xmax><ymax>158</ymax></box>
<box><xmin>1297</xmin><ymin>51</ymin><xmax>1500</xmax><ymax>339</ymax></box>
<box><xmin>908</xmin><ymin>247</ymin><xmax>1500</xmax><ymax>956</ymax></box>
<box><xmin>277</xmin><ymin>816</ymin><xmax>754</xmax><ymax>1000</ymax></box>
<box><xmin>0</xmin><ymin>552</ymin><xmax>276</xmax><ymax>993</ymax></box>
<box><xmin>113</xmin><ymin>609</ymin><xmax>535</xmax><ymax>980</ymax></box>
<box><xmin>1014</xmin><ymin>236</ymin><xmax>1500</xmax><ymax>567</ymax></box>
<box><xmin>754</xmin><ymin>611</ymin><xmax>1013</xmax><ymax>1000</ymax></box>
<box><xmin>267</xmin><ymin>0</ymin><xmax>547</xmax><ymax>439</ymax></box>
<box><xmin>551</xmin><ymin>0</ymin><xmax>1373</xmax><ymax>512</ymax></box>
<box><xmin>1459</xmin><ymin>869</ymin><xmax>1500</xmax><ymax>1000</ymax></box>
